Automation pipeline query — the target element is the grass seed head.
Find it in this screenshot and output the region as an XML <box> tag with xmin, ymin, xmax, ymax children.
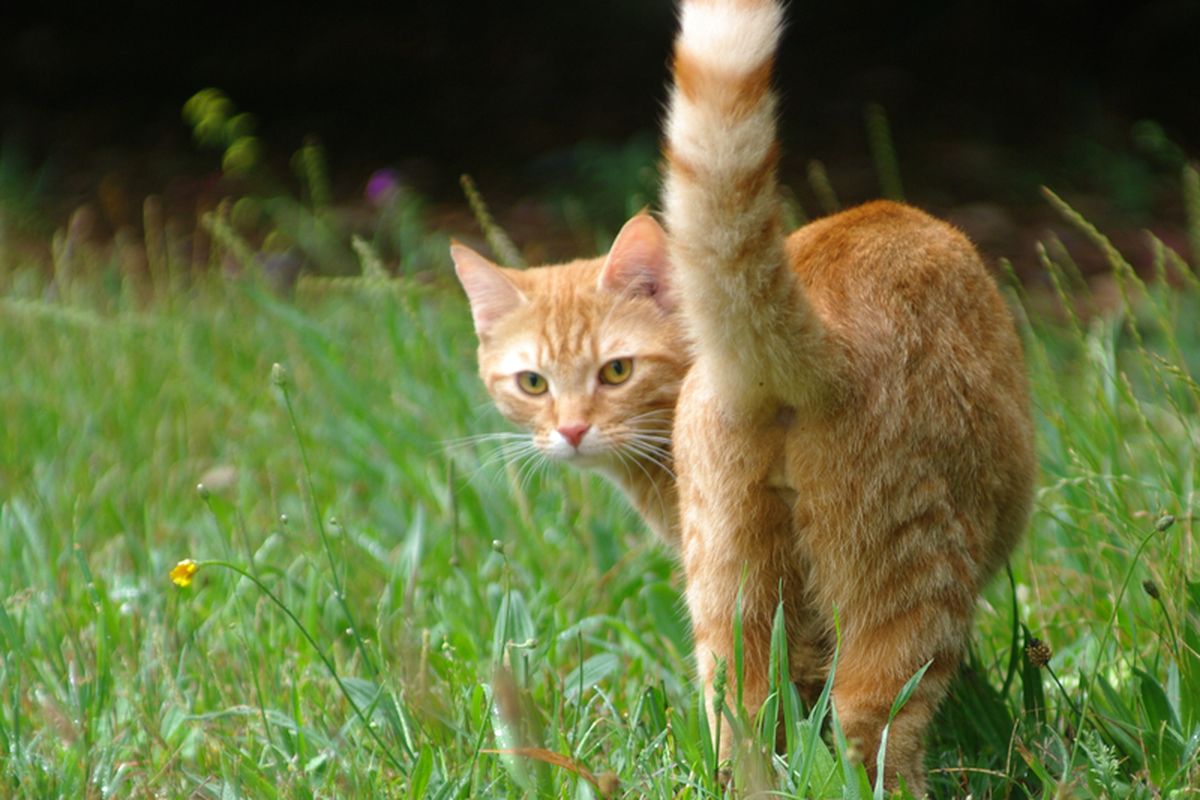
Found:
<box><xmin>1025</xmin><ymin>637</ymin><xmax>1052</xmax><ymax>668</ymax></box>
<box><xmin>712</xmin><ymin>656</ymin><xmax>728</xmax><ymax>715</ymax></box>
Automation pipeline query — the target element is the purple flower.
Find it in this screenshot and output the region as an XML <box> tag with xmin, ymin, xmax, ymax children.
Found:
<box><xmin>365</xmin><ymin>168</ymin><xmax>401</xmax><ymax>207</ymax></box>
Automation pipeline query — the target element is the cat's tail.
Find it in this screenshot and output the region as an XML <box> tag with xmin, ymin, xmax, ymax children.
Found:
<box><xmin>663</xmin><ymin>0</ymin><xmax>830</xmax><ymax>412</ymax></box>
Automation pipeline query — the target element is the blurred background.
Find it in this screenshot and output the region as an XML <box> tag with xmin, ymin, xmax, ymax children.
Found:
<box><xmin>3</xmin><ymin>0</ymin><xmax>1198</xmax><ymax>273</ymax></box>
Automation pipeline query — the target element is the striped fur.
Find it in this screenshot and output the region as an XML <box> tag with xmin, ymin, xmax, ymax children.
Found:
<box><xmin>663</xmin><ymin>0</ymin><xmax>1036</xmax><ymax>793</ymax></box>
<box><xmin>664</xmin><ymin>0</ymin><xmax>832</xmax><ymax>413</ymax></box>
<box><xmin>457</xmin><ymin>1</ymin><xmax>1036</xmax><ymax>792</ymax></box>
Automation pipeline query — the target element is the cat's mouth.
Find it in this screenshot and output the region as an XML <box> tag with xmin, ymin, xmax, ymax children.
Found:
<box><xmin>539</xmin><ymin>429</ymin><xmax>671</xmax><ymax>473</ymax></box>
<box><xmin>542</xmin><ymin>436</ymin><xmax>609</xmax><ymax>464</ymax></box>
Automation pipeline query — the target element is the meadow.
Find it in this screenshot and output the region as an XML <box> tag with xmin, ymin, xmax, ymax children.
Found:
<box><xmin>1</xmin><ymin>121</ymin><xmax>1199</xmax><ymax>797</ymax></box>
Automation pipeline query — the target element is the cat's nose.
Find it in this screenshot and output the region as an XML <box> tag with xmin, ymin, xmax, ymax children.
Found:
<box><xmin>557</xmin><ymin>422</ymin><xmax>591</xmax><ymax>448</ymax></box>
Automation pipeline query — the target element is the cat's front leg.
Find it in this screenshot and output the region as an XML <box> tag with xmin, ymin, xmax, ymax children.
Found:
<box><xmin>685</xmin><ymin>550</ymin><xmax>777</xmax><ymax>757</ymax></box>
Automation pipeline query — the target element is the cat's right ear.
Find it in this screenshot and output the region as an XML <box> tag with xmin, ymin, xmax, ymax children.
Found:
<box><xmin>598</xmin><ymin>213</ymin><xmax>674</xmax><ymax>312</ymax></box>
<box><xmin>450</xmin><ymin>242</ymin><xmax>527</xmax><ymax>338</ymax></box>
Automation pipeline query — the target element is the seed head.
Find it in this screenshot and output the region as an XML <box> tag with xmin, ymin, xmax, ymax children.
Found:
<box><xmin>270</xmin><ymin>362</ymin><xmax>288</xmax><ymax>388</ymax></box>
<box><xmin>1155</xmin><ymin>514</ymin><xmax>1175</xmax><ymax>532</ymax></box>
<box><xmin>711</xmin><ymin>657</ymin><xmax>728</xmax><ymax>716</ymax></box>
<box><xmin>1142</xmin><ymin>580</ymin><xmax>1160</xmax><ymax>600</ymax></box>
<box><xmin>196</xmin><ymin>483</ymin><xmax>210</xmax><ymax>500</ymax></box>
<box><xmin>596</xmin><ymin>771</ymin><xmax>621</xmax><ymax>798</ymax></box>
<box><xmin>1025</xmin><ymin>637</ymin><xmax>1052</xmax><ymax>668</ymax></box>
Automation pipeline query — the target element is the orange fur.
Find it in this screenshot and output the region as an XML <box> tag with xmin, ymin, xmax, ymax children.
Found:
<box><xmin>455</xmin><ymin>0</ymin><xmax>1034</xmax><ymax>790</ymax></box>
<box><xmin>663</xmin><ymin>0</ymin><xmax>1035</xmax><ymax>792</ymax></box>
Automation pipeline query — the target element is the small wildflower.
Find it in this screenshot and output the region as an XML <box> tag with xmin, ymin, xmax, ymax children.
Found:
<box><xmin>1026</xmin><ymin>637</ymin><xmax>1052</xmax><ymax>668</ymax></box>
<box><xmin>170</xmin><ymin>559</ymin><xmax>199</xmax><ymax>588</ymax></box>
<box><xmin>365</xmin><ymin>168</ymin><xmax>401</xmax><ymax>208</ymax></box>
<box><xmin>1155</xmin><ymin>514</ymin><xmax>1175</xmax><ymax>532</ymax></box>
<box><xmin>270</xmin><ymin>362</ymin><xmax>288</xmax><ymax>388</ymax></box>
<box><xmin>1142</xmin><ymin>580</ymin><xmax>1161</xmax><ymax>600</ymax></box>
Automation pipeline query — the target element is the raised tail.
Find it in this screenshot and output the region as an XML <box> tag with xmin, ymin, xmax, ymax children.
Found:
<box><xmin>663</xmin><ymin>0</ymin><xmax>830</xmax><ymax>413</ymax></box>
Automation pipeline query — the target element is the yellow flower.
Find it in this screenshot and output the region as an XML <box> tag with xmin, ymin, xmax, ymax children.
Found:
<box><xmin>170</xmin><ymin>559</ymin><xmax>199</xmax><ymax>587</ymax></box>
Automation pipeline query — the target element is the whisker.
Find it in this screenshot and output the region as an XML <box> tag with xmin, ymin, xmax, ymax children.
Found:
<box><xmin>483</xmin><ymin>441</ymin><xmax>539</xmax><ymax>470</ymax></box>
<box><xmin>617</xmin><ymin>433</ymin><xmax>673</xmax><ymax>472</ymax></box>
<box><xmin>439</xmin><ymin>431</ymin><xmax>531</xmax><ymax>455</ymax></box>
<box><xmin>444</xmin><ymin>431</ymin><xmax>530</xmax><ymax>446</ymax></box>
<box><xmin>624</xmin><ymin>443</ymin><xmax>681</xmax><ymax>482</ymax></box>
<box><xmin>515</xmin><ymin>450</ymin><xmax>549</xmax><ymax>494</ymax></box>
<box><xmin>628</xmin><ymin>433</ymin><xmax>672</xmax><ymax>446</ymax></box>
<box><xmin>621</xmin><ymin>444</ymin><xmax>671</xmax><ymax>516</ymax></box>
<box><xmin>624</xmin><ymin>408</ymin><xmax>674</xmax><ymax>425</ymax></box>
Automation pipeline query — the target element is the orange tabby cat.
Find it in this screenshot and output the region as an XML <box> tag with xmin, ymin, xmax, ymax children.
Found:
<box><xmin>454</xmin><ymin>0</ymin><xmax>1035</xmax><ymax>790</ymax></box>
<box><xmin>662</xmin><ymin>0</ymin><xmax>1035</xmax><ymax>791</ymax></box>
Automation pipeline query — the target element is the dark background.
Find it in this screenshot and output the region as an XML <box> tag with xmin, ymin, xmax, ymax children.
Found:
<box><xmin>3</xmin><ymin>0</ymin><xmax>1199</xmax><ymax>260</ymax></box>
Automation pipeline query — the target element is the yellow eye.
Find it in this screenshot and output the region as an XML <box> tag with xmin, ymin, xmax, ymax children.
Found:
<box><xmin>599</xmin><ymin>358</ymin><xmax>634</xmax><ymax>385</ymax></box>
<box><xmin>516</xmin><ymin>371</ymin><xmax>548</xmax><ymax>395</ymax></box>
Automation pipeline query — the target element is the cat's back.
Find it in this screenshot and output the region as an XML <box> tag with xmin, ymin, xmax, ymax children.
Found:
<box><xmin>785</xmin><ymin>200</ymin><xmax>1021</xmax><ymax>375</ymax></box>
<box><xmin>783</xmin><ymin>199</ymin><xmax>1034</xmax><ymax>574</ymax></box>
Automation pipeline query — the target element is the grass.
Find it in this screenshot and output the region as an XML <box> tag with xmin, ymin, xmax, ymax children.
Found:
<box><xmin>1</xmin><ymin>147</ymin><xmax>1200</xmax><ymax>798</ymax></box>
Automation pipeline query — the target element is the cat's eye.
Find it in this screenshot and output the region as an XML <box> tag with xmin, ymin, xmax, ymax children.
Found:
<box><xmin>599</xmin><ymin>358</ymin><xmax>634</xmax><ymax>385</ymax></box>
<box><xmin>516</xmin><ymin>371</ymin><xmax>549</xmax><ymax>395</ymax></box>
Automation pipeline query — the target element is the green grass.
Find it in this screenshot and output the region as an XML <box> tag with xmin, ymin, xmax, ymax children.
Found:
<box><xmin>2</xmin><ymin>168</ymin><xmax>1200</xmax><ymax>798</ymax></box>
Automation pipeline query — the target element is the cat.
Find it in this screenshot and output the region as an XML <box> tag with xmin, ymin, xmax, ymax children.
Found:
<box><xmin>453</xmin><ymin>0</ymin><xmax>1036</xmax><ymax>791</ymax></box>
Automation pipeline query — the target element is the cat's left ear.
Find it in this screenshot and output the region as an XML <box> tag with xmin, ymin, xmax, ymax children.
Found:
<box><xmin>598</xmin><ymin>213</ymin><xmax>674</xmax><ymax>312</ymax></box>
<box><xmin>451</xmin><ymin>242</ymin><xmax>528</xmax><ymax>338</ymax></box>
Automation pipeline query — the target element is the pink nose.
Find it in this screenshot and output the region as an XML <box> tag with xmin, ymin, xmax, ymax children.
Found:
<box><xmin>557</xmin><ymin>423</ymin><xmax>591</xmax><ymax>448</ymax></box>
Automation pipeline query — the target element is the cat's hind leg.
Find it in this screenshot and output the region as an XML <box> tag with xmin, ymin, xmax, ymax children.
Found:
<box><xmin>830</xmin><ymin>558</ymin><xmax>975</xmax><ymax>795</ymax></box>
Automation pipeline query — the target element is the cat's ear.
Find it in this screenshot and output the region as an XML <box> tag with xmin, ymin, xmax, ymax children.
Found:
<box><xmin>598</xmin><ymin>213</ymin><xmax>674</xmax><ymax>311</ymax></box>
<box><xmin>450</xmin><ymin>242</ymin><xmax>527</xmax><ymax>337</ymax></box>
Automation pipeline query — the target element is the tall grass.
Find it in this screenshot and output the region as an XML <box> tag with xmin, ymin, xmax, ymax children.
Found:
<box><xmin>1</xmin><ymin>155</ymin><xmax>1199</xmax><ymax>797</ymax></box>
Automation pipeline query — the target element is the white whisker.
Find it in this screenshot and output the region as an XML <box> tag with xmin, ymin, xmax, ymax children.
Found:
<box><xmin>624</xmin><ymin>408</ymin><xmax>674</xmax><ymax>425</ymax></box>
<box><xmin>619</xmin><ymin>442</ymin><xmax>672</xmax><ymax>516</ymax></box>
<box><xmin>439</xmin><ymin>430</ymin><xmax>531</xmax><ymax>456</ymax></box>
<box><xmin>622</xmin><ymin>437</ymin><xmax>675</xmax><ymax>476</ymax></box>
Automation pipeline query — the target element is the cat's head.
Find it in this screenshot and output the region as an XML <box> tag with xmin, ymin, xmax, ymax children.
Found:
<box><xmin>452</xmin><ymin>214</ymin><xmax>687</xmax><ymax>471</ymax></box>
